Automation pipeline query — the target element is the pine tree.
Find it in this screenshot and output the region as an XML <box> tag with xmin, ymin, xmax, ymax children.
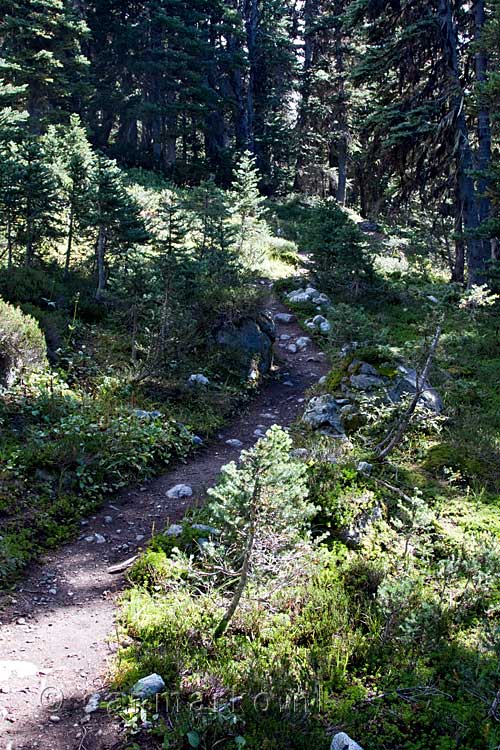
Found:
<box><xmin>0</xmin><ymin>0</ymin><xmax>89</xmax><ymax>131</ymax></box>
<box><xmin>347</xmin><ymin>0</ymin><xmax>493</xmax><ymax>284</ymax></box>
<box><xmin>0</xmin><ymin>142</ymin><xmax>24</xmax><ymax>268</ymax></box>
<box><xmin>229</xmin><ymin>150</ymin><xmax>265</xmax><ymax>258</ymax></box>
<box><xmin>18</xmin><ymin>138</ymin><xmax>62</xmax><ymax>266</ymax></box>
<box><xmin>206</xmin><ymin>425</ymin><xmax>312</xmax><ymax>638</ymax></box>
<box><xmin>89</xmin><ymin>156</ymin><xmax>147</xmax><ymax>300</ymax></box>
<box><xmin>45</xmin><ymin>115</ymin><xmax>97</xmax><ymax>277</ymax></box>
<box><xmin>0</xmin><ymin>79</ymin><xmax>27</xmax><ymax>142</ymax></box>
<box><xmin>189</xmin><ymin>177</ymin><xmax>235</xmax><ymax>258</ymax></box>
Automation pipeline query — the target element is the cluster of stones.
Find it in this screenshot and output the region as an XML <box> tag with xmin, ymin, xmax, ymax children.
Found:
<box><xmin>302</xmin><ymin>357</ymin><xmax>442</xmax><ymax>439</ymax></box>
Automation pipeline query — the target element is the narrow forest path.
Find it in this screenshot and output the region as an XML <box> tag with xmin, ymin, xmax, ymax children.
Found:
<box><xmin>0</xmin><ymin>292</ymin><xmax>329</xmax><ymax>750</ymax></box>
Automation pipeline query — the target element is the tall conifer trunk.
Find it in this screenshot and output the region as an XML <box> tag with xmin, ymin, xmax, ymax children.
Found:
<box><xmin>474</xmin><ymin>0</ymin><xmax>492</xmax><ymax>263</ymax></box>
<box><xmin>438</xmin><ymin>0</ymin><xmax>486</xmax><ymax>286</ymax></box>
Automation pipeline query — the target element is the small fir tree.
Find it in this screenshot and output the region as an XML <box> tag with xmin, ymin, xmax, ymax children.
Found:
<box><xmin>19</xmin><ymin>137</ymin><xmax>62</xmax><ymax>266</ymax></box>
<box><xmin>207</xmin><ymin>425</ymin><xmax>314</xmax><ymax>637</ymax></box>
<box><xmin>45</xmin><ymin>115</ymin><xmax>97</xmax><ymax>277</ymax></box>
<box><xmin>88</xmin><ymin>156</ymin><xmax>147</xmax><ymax>300</ymax></box>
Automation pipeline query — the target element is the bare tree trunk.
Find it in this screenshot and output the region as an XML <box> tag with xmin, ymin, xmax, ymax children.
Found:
<box><xmin>451</xmin><ymin>207</ymin><xmax>465</xmax><ymax>283</ymax></box>
<box><xmin>131</xmin><ymin>304</ymin><xmax>138</xmax><ymax>366</ymax></box>
<box><xmin>474</xmin><ymin>0</ymin><xmax>492</xmax><ymax>263</ymax></box>
<box><xmin>165</xmin><ymin>90</ymin><xmax>177</xmax><ymax>172</ymax></box>
<box><xmin>334</xmin><ymin>11</ymin><xmax>348</xmax><ymax>206</ymax></box>
<box><xmin>25</xmin><ymin>213</ymin><xmax>34</xmax><ymax>267</ymax></box>
<box><xmin>244</xmin><ymin>0</ymin><xmax>258</xmax><ymax>154</ymax></box>
<box><xmin>7</xmin><ymin>215</ymin><xmax>13</xmax><ymax>270</ymax></box>
<box><xmin>336</xmin><ymin>138</ymin><xmax>348</xmax><ymax>206</ymax></box>
<box><xmin>293</xmin><ymin>0</ymin><xmax>317</xmax><ymax>192</ymax></box>
<box><xmin>438</xmin><ymin>0</ymin><xmax>485</xmax><ymax>286</ymax></box>
<box><xmin>95</xmin><ymin>225</ymin><xmax>107</xmax><ymax>300</ymax></box>
<box><xmin>64</xmin><ymin>203</ymin><xmax>74</xmax><ymax>280</ymax></box>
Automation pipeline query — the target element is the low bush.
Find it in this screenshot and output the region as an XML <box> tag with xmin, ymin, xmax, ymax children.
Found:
<box><xmin>0</xmin><ymin>298</ymin><xmax>47</xmax><ymax>386</ymax></box>
<box><xmin>264</xmin><ymin>236</ymin><xmax>300</xmax><ymax>267</ymax></box>
<box><xmin>0</xmin><ymin>373</ymin><xmax>194</xmax><ymax>583</ymax></box>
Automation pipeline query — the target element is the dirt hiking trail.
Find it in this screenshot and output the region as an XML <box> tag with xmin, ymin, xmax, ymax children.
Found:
<box><xmin>0</xmin><ymin>293</ymin><xmax>329</xmax><ymax>750</ymax></box>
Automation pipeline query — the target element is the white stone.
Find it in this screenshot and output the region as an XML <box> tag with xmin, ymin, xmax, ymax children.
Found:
<box><xmin>84</xmin><ymin>693</ymin><xmax>101</xmax><ymax>714</ymax></box>
<box><xmin>357</xmin><ymin>461</ymin><xmax>373</xmax><ymax>476</ymax></box>
<box><xmin>166</xmin><ymin>484</ymin><xmax>193</xmax><ymax>500</ymax></box>
<box><xmin>331</xmin><ymin>732</ymin><xmax>363</xmax><ymax>750</ymax></box>
<box><xmin>226</xmin><ymin>439</ymin><xmax>243</xmax><ymax>448</ymax></box>
<box><xmin>187</xmin><ymin>374</ymin><xmax>210</xmax><ymax>387</ymax></box>
<box><xmin>287</xmin><ymin>290</ymin><xmax>311</xmax><ymax>304</ymax></box>
<box><xmin>94</xmin><ymin>534</ymin><xmax>106</xmax><ymax>544</ymax></box>
<box><xmin>319</xmin><ymin>375</ymin><xmax>327</xmax><ymax>385</ymax></box>
<box><xmin>295</xmin><ymin>336</ymin><xmax>311</xmax><ymax>351</ymax></box>
<box><xmin>274</xmin><ymin>313</ymin><xmax>295</xmax><ymax>324</ymax></box>
<box><xmin>191</xmin><ymin>524</ymin><xmax>220</xmax><ymax>535</ymax></box>
<box><xmin>304</xmin><ymin>286</ymin><xmax>319</xmax><ymax>297</ymax></box>
<box><xmin>165</xmin><ymin>524</ymin><xmax>183</xmax><ymax>536</ymax></box>
<box><xmin>288</xmin><ymin>344</ymin><xmax>298</xmax><ymax>353</ymax></box>
<box><xmin>312</xmin><ymin>293</ymin><xmax>330</xmax><ymax>305</ymax></box>
<box><xmin>131</xmin><ymin>673</ymin><xmax>165</xmax><ymax>699</ymax></box>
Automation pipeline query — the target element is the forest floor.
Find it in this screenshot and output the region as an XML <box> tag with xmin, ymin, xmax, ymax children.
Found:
<box><xmin>0</xmin><ymin>291</ymin><xmax>329</xmax><ymax>750</ymax></box>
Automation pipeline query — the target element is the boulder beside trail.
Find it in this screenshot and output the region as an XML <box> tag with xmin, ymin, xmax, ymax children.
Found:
<box><xmin>215</xmin><ymin>314</ymin><xmax>276</xmax><ymax>378</ymax></box>
<box><xmin>166</xmin><ymin>484</ymin><xmax>193</xmax><ymax>500</ymax></box>
<box><xmin>187</xmin><ymin>374</ymin><xmax>210</xmax><ymax>387</ymax></box>
<box><xmin>286</xmin><ymin>287</ymin><xmax>331</xmax><ymax>307</ymax></box>
<box><xmin>388</xmin><ymin>364</ymin><xmax>443</xmax><ymax>414</ymax></box>
<box><xmin>339</xmin><ymin>502</ymin><xmax>383</xmax><ymax>549</ymax></box>
<box><xmin>302</xmin><ymin>394</ymin><xmax>345</xmax><ymax>435</ymax></box>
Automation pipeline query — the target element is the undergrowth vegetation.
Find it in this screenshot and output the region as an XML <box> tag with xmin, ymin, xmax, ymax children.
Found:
<box><xmin>0</xmin><ymin>157</ymin><xmax>298</xmax><ymax>584</ymax></box>
<box><xmin>109</xmin><ymin>200</ymin><xmax>500</xmax><ymax>750</ymax></box>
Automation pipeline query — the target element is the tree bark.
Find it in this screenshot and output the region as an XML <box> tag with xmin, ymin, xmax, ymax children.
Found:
<box><xmin>293</xmin><ymin>0</ymin><xmax>317</xmax><ymax>192</ymax></box>
<box><xmin>7</xmin><ymin>215</ymin><xmax>13</xmax><ymax>270</ymax></box>
<box><xmin>95</xmin><ymin>225</ymin><xmax>107</xmax><ymax>300</ymax></box>
<box><xmin>438</xmin><ymin>0</ymin><xmax>486</xmax><ymax>286</ymax></box>
<box><xmin>64</xmin><ymin>203</ymin><xmax>74</xmax><ymax>279</ymax></box>
<box><xmin>333</xmin><ymin>9</ymin><xmax>348</xmax><ymax>206</ymax></box>
<box><xmin>451</xmin><ymin>201</ymin><xmax>465</xmax><ymax>283</ymax></box>
<box><xmin>244</xmin><ymin>0</ymin><xmax>259</xmax><ymax>154</ymax></box>
<box><xmin>474</xmin><ymin>0</ymin><xmax>492</xmax><ymax>263</ymax></box>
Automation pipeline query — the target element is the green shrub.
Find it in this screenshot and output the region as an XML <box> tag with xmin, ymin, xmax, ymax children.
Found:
<box><xmin>424</xmin><ymin>442</ymin><xmax>490</xmax><ymax>483</ymax></box>
<box><xmin>307</xmin><ymin>462</ymin><xmax>364</xmax><ymax>536</ymax></box>
<box><xmin>0</xmin><ymin>298</ymin><xmax>48</xmax><ymax>386</ymax></box>
<box><xmin>327</xmin><ymin>303</ymin><xmax>381</xmax><ymax>347</ymax></box>
<box><xmin>265</xmin><ymin>236</ymin><xmax>300</xmax><ymax>267</ymax></box>
<box><xmin>0</xmin><ymin>378</ymin><xmax>194</xmax><ymax>584</ymax></box>
<box><xmin>300</xmin><ymin>200</ymin><xmax>373</xmax><ymax>293</ymax></box>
